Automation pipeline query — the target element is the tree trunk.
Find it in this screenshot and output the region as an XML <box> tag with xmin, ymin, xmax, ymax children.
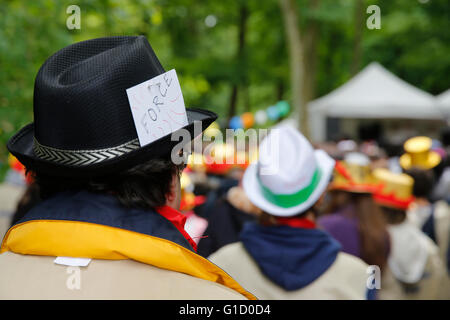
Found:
<box><xmin>227</xmin><ymin>5</ymin><xmax>249</xmax><ymax>122</ymax></box>
<box><xmin>228</xmin><ymin>85</ymin><xmax>239</xmax><ymax>122</ymax></box>
<box><xmin>278</xmin><ymin>0</ymin><xmax>308</xmax><ymax>138</ymax></box>
<box><xmin>302</xmin><ymin>0</ymin><xmax>320</xmax><ymax>118</ymax></box>
<box><xmin>351</xmin><ymin>0</ymin><xmax>364</xmax><ymax>75</ymax></box>
<box><xmin>276</xmin><ymin>80</ymin><xmax>285</xmax><ymax>101</ymax></box>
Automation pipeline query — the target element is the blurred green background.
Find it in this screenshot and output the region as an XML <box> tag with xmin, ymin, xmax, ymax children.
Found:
<box><xmin>0</xmin><ymin>0</ymin><xmax>449</xmax><ymax>179</ymax></box>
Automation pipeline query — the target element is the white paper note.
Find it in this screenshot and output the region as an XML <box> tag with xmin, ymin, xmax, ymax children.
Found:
<box><xmin>54</xmin><ymin>256</ymin><xmax>92</xmax><ymax>267</ymax></box>
<box><xmin>126</xmin><ymin>69</ymin><xmax>189</xmax><ymax>147</ymax></box>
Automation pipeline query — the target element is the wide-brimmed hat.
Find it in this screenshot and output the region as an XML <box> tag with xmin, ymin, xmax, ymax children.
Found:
<box><xmin>242</xmin><ymin>125</ymin><xmax>335</xmax><ymax>217</ymax></box>
<box><xmin>331</xmin><ymin>152</ymin><xmax>379</xmax><ymax>193</ymax></box>
<box><xmin>372</xmin><ymin>168</ymin><xmax>414</xmax><ymax>210</ymax></box>
<box><xmin>399</xmin><ymin>136</ymin><xmax>441</xmax><ymax>170</ymax></box>
<box><xmin>7</xmin><ymin>36</ymin><xmax>217</xmax><ymax>177</ymax></box>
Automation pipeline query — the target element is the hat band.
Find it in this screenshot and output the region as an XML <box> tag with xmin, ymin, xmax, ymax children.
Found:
<box><xmin>373</xmin><ymin>192</ymin><xmax>414</xmax><ymax>210</ymax></box>
<box><xmin>258</xmin><ymin>167</ymin><xmax>322</xmax><ymax>208</ymax></box>
<box><xmin>33</xmin><ymin>137</ymin><xmax>140</xmax><ymax>166</ymax></box>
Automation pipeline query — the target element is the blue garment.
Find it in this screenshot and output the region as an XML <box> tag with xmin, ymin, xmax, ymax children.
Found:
<box><xmin>422</xmin><ymin>205</ymin><xmax>437</xmax><ymax>244</ymax></box>
<box><xmin>14</xmin><ymin>190</ymin><xmax>194</xmax><ymax>251</ymax></box>
<box><xmin>240</xmin><ymin>222</ymin><xmax>341</xmax><ymax>291</ymax></box>
<box><xmin>366</xmin><ymin>287</ymin><xmax>377</xmax><ymax>300</ymax></box>
<box><xmin>421</xmin><ymin>205</ymin><xmax>450</xmax><ymax>275</ymax></box>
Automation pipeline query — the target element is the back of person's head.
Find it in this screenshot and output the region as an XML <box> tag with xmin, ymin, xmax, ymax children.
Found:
<box><xmin>441</xmin><ymin>126</ymin><xmax>450</xmax><ymax>148</ymax></box>
<box><xmin>323</xmin><ymin>189</ymin><xmax>389</xmax><ymax>270</ymax></box>
<box><xmin>351</xmin><ymin>193</ymin><xmax>389</xmax><ymax>270</ymax></box>
<box><xmin>379</xmin><ymin>205</ymin><xmax>407</xmax><ymax>225</ymax></box>
<box><xmin>32</xmin><ymin>154</ymin><xmax>185</xmax><ymax>210</ymax></box>
<box><xmin>404</xmin><ymin>167</ymin><xmax>435</xmax><ymax>200</ymax></box>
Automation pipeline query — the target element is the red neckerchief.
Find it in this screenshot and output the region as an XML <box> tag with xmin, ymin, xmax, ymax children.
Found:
<box><xmin>155</xmin><ymin>205</ymin><xmax>198</xmax><ymax>252</ymax></box>
<box><xmin>275</xmin><ymin>217</ymin><xmax>316</xmax><ymax>229</ymax></box>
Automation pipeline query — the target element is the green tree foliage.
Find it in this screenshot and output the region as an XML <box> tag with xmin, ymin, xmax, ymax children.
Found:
<box><xmin>0</xmin><ymin>0</ymin><xmax>448</xmax><ymax>178</ymax></box>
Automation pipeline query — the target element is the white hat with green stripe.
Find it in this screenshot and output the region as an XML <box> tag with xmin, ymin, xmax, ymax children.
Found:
<box><xmin>243</xmin><ymin>125</ymin><xmax>335</xmax><ymax>217</ymax></box>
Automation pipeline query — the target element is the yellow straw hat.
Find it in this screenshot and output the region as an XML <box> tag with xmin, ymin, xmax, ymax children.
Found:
<box><xmin>372</xmin><ymin>168</ymin><xmax>414</xmax><ymax>210</ymax></box>
<box><xmin>399</xmin><ymin>136</ymin><xmax>441</xmax><ymax>170</ymax></box>
<box><xmin>330</xmin><ymin>152</ymin><xmax>378</xmax><ymax>193</ymax></box>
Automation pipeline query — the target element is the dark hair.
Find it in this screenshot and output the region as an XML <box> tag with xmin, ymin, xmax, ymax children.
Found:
<box><xmin>323</xmin><ymin>191</ymin><xmax>390</xmax><ymax>271</ymax></box>
<box><xmin>404</xmin><ymin>168</ymin><xmax>435</xmax><ymax>200</ymax></box>
<box><xmin>441</xmin><ymin>126</ymin><xmax>450</xmax><ymax>147</ymax></box>
<box><xmin>31</xmin><ymin>154</ymin><xmax>185</xmax><ymax>210</ymax></box>
<box><xmin>257</xmin><ymin>196</ymin><xmax>323</xmax><ymax>226</ymax></box>
<box><xmin>11</xmin><ymin>182</ymin><xmax>41</xmax><ymax>226</ymax></box>
<box><xmin>379</xmin><ymin>205</ymin><xmax>407</xmax><ymax>225</ymax></box>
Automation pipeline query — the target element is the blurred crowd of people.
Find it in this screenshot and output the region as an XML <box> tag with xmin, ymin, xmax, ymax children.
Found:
<box><xmin>177</xmin><ymin>125</ymin><xmax>450</xmax><ymax>299</ymax></box>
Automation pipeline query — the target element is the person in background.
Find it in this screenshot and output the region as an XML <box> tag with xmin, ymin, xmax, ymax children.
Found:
<box><xmin>197</xmin><ymin>183</ymin><xmax>261</xmax><ymax>257</ymax></box>
<box><xmin>432</xmin><ymin>127</ymin><xmax>450</xmax><ymax>203</ymax></box>
<box><xmin>372</xmin><ymin>168</ymin><xmax>447</xmax><ymax>299</ymax></box>
<box><xmin>178</xmin><ymin>170</ymin><xmax>209</xmax><ymax>245</ymax></box>
<box><xmin>406</xmin><ymin>168</ymin><xmax>450</xmax><ymax>272</ymax></box>
<box><xmin>190</xmin><ymin>143</ymin><xmax>245</xmax><ymax>221</ymax></box>
<box><xmin>399</xmin><ymin>136</ymin><xmax>450</xmax><ymax>291</ymax></box>
<box><xmin>0</xmin><ymin>36</ymin><xmax>255</xmax><ymax>300</ymax></box>
<box><xmin>194</xmin><ymin>142</ymin><xmax>260</xmax><ymax>257</ymax></box>
<box><xmin>318</xmin><ymin>152</ymin><xmax>390</xmax><ymax>273</ymax></box>
<box><xmin>209</xmin><ymin>125</ymin><xmax>370</xmax><ymax>299</ymax></box>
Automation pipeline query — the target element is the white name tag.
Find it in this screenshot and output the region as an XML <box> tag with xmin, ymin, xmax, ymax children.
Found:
<box><xmin>126</xmin><ymin>69</ymin><xmax>189</xmax><ymax>147</ymax></box>
<box><xmin>54</xmin><ymin>256</ymin><xmax>92</xmax><ymax>267</ymax></box>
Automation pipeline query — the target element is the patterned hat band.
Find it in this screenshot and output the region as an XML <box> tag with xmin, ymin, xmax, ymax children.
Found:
<box><xmin>33</xmin><ymin>137</ymin><xmax>141</xmax><ymax>167</ymax></box>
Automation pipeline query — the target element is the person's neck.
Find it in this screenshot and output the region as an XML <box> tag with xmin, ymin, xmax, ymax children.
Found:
<box><xmin>302</xmin><ymin>210</ymin><xmax>316</xmax><ymax>223</ymax></box>
<box><xmin>414</xmin><ymin>197</ymin><xmax>430</xmax><ymax>206</ymax></box>
<box><xmin>275</xmin><ymin>211</ymin><xmax>317</xmax><ymax>229</ymax></box>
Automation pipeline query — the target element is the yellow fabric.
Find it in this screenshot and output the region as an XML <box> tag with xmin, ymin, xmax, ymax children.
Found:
<box><xmin>0</xmin><ymin>220</ymin><xmax>256</xmax><ymax>300</ymax></box>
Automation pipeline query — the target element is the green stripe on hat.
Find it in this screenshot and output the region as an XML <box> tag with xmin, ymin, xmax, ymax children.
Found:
<box><xmin>258</xmin><ymin>167</ymin><xmax>322</xmax><ymax>208</ymax></box>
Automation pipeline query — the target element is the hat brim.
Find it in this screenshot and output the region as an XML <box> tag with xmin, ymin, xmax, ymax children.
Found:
<box><xmin>7</xmin><ymin>108</ymin><xmax>217</xmax><ymax>178</ymax></box>
<box><xmin>329</xmin><ymin>183</ymin><xmax>380</xmax><ymax>194</ymax></box>
<box><xmin>242</xmin><ymin>149</ymin><xmax>335</xmax><ymax>217</ymax></box>
<box><xmin>399</xmin><ymin>151</ymin><xmax>441</xmax><ymax>170</ymax></box>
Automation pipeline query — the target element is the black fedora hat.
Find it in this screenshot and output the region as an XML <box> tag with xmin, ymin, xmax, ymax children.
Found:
<box><xmin>7</xmin><ymin>36</ymin><xmax>217</xmax><ymax>178</ymax></box>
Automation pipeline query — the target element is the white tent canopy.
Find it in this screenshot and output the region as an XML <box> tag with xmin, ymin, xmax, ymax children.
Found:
<box><xmin>437</xmin><ymin>89</ymin><xmax>450</xmax><ymax>120</ymax></box>
<box><xmin>308</xmin><ymin>62</ymin><xmax>444</xmax><ymax>142</ymax></box>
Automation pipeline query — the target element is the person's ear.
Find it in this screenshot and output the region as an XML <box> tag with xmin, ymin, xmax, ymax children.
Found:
<box><xmin>166</xmin><ymin>172</ymin><xmax>181</xmax><ymax>209</ymax></box>
<box><xmin>166</xmin><ymin>174</ymin><xmax>177</xmax><ymax>201</ymax></box>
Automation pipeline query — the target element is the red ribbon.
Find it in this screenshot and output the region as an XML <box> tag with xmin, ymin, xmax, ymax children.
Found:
<box><xmin>275</xmin><ymin>217</ymin><xmax>316</xmax><ymax>229</ymax></box>
<box><xmin>156</xmin><ymin>205</ymin><xmax>198</xmax><ymax>251</ymax></box>
<box><xmin>335</xmin><ymin>161</ymin><xmax>354</xmax><ymax>182</ymax></box>
<box><xmin>373</xmin><ymin>192</ymin><xmax>414</xmax><ymax>210</ymax></box>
